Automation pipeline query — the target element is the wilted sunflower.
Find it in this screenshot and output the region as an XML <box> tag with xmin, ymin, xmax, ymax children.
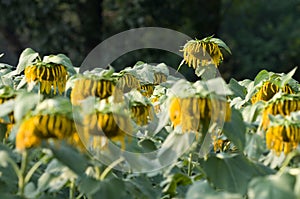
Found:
<box><xmin>130</xmin><ymin>104</ymin><xmax>154</xmax><ymax>125</ymax></box>
<box><xmin>251</xmin><ymin>81</ymin><xmax>294</xmax><ymax>104</ymax></box>
<box><xmin>261</xmin><ymin>97</ymin><xmax>300</xmax><ymax>130</ymax></box>
<box><xmin>169</xmin><ymin>97</ymin><xmax>231</xmax><ymax>133</ymax></box>
<box><xmin>139</xmin><ymin>84</ymin><xmax>154</xmax><ymax>97</ymax></box>
<box><xmin>71</xmin><ymin>77</ymin><xmax>115</xmax><ymax>105</ymax></box>
<box><xmin>181</xmin><ymin>37</ymin><xmax>230</xmax><ymax>69</ymax></box>
<box><xmin>116</xmin><ymin>73</ymin><xmax>140</xmax><ymax>93</ymax></box>
<box><xmin>83</xmin><ymin>111</ymin><xmax>132</xmax><ymax>149</ymax></box>
<box><xmin>25</xmin><ymin>63</ymin><xmax>68</xmax><ymax>94</ymax></box>
<box><xmin>266</xmin><ymin>124</ymin><xmax>300</xmax><ymax>155</ymax></box>
<box><xmin>16</xmin><ymin>114</ymin><xmax>76</xmax><ymax>150</ymax></box>
<box><xmin>153</xmin><ymin>72</ymin><xmax>167</xmax><ymax>85</ymax></box>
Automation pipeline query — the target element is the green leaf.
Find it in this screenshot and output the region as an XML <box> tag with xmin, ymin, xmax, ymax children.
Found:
<box><xmin>15</xmin><ymin>48</ymin><xmax>39</xmax><ymax>75</ymax></box>
<box><xmin>162</xmin><ymin>173</ymin><xmax>192</xmax><ymax>196</ymax></box>
<box><xmin>14</xmin><ymin>92</ymin><xmax>40</xmax><ymax>122</ymax></box>
<box><xmin>42</xmin><ymin>54</ymin><xmax>76</xmax><ymax>75</ymax></box>
<box><xmin>244</xmin><ymin>133</ymin><xmax>266</xmax><ymax>161</ymax></box>
<box><xmin>210</xmin><ymin>38</ymin><xmax>232</xmax><ymax>54</ymax></box>
<box><xmin>0</xmin><ymin>99</ymin><xmax>14</xmax><ymax>118</ymax></box>
<box><xmin>49</xmin><ymin>142</ymin><xmax>88</xmax><ymax>175</ymax></box>
<box><xmin>201</xmin><ymin>153</ymin><xmax>274</xmax><ymax>195</ymax></box>
<box><xmin>254</xmin><ymin>70</ymin><xmax>269</xmax><ymax>86</ymax></box>
<box><xmin>228</xmin><ymin>78</ymin><xmax>247</xmax><ymax>99</ymax></box>
<box><xmin>279</xmin><ymin>67</ymin><xmax>297</xmax><ymax>88</ymax></box>
<box><xmin>248</xmin><ymin>173</ymin><xmax>297</xmax><ymax>199</ymax></box>
<box><xmin>223</xmin><ymin>108</ymin><xmax>246</xmax><ymax>151</ymax></box>
<box><xmin>92</xmin><ymin>178</ymin><xmax>126</xmax><ymax>199</ymax></box>
<box><xmin>205</xmin><ymin>77</ymin><xmax>233</xmax><ymax>95</ymax></box>
<box><xmin>186</xmin><ymin>180</ymin><xmax>242</xmax><ymax>199</ymax></box>
<box><xmin>78</xmin><ymin>175</ymin><xmax>101</xmax><ymax>197</ymax></box>
<box><xmin>125</xmin><ymin>175</ymin><xmax>160</xmax><ymax>199</ymax></box>
<box><xmin>158</xmin><ymin>133</ymin><xmax>195</xmax><ymax>167</ymax></box>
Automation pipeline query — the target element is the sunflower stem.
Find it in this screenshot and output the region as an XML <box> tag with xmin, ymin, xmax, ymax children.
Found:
<box><xmin>100</xmin><ymin>157</ymin><xmax>124</xmax><ymax>180</ymax></box>
<box><xmin>187</xmin><ymin>152</ymin><xmax>193</xmax><ymax>176</ymax></box>
<box><xmin>69</xmin><ymin>179</ymin><xmax>75</xmax><ymax>199</ymax></box>
<box><xmin>279</xmin><ymin>150</ymin><xmax>299</xmax><ymax>174</ymax></box>
<box><xmin>24</xmin><ymin>155</ymin><xmax>47</xmax><ymax>184</ymax></box>
<box><xmin>18</xmin><ymin>150</ymin><xmax>28</xmax><ymax>197</ymax></box>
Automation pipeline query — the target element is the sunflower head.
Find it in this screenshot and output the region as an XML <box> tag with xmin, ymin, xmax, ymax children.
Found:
<box><xmin>169</xmin><ymin>97</ymin><xmax>182</xmax><ymax>128</ymax></box>
<box><xmin>25</xmin><ymin>63</ymin><xmax>68</xmax><ymax>95</ymax></box>
<box><xmin>139</xmin><ymin>84</ymin><xmax>154</xmax><ymax>97</ymax></box>
<box><xmin>266</xmin><ymin>124</ymin><xmax>300</xmax><ymax>155</ymax></box>
<box><xmin>261</xmin><ymin>95</ymin><xmax>300</xmax><ymax>130</ymax></box>
<box><xmin>251</xmin><ymin>81</ymin><xmax>294</xmax><ymax>104</ymax></box>
<box><xmin>16</xmin><ymin>113</ymin><xmax>76</xmax><ymax>151</ymax></box>
<box><xmin>71</xmin><ymin>76</ymin><xmax>115</xmax><ymax>105</ymax></box>
<box><xmin>181</xmin><ymin>37</ymin><xmax>230</xmax><ymax>69</ymax></box>
<box><xmin>169</xmin><ymin>96</ymin><xmax>231</xmax><ymax>134</ymax></box>
<box><xmin>117</xmin><ymin>73</ymin><xmax>140</xmax><ymax>93</ymax></box>
<box><xmin>130</xmin><ymin>104</ymin><xmax>154</xmax><ymax>126</ymax></box>
<box><xmin>83</xmin><ymin>111</ymin><xmax>132</xmax><ymax>149</ymax></box>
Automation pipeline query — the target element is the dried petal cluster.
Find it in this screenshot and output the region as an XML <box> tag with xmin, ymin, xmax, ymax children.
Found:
<box><xmin>25</xmin><ymin>64</ymin><xmax>68</xmax><ymax>94</ymax></box>
<box><xmin>169</xmin><ymin>97</ymin><xmax>231</xmax><ymax>133</ymax></box>
<box><xmin>182</xmin><ymin>40</ymin><xmax>223</xmax><ymax>68</ymax></box>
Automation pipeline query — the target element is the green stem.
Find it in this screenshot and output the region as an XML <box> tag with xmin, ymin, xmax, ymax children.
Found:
<box><xmin>100</xmin><ymin>157</ymin><xmax>124</xmax><ymax>180</ymax></box>
<box><xmin>279</xmin><ymin>150</ymin><xmax>299</xmax><ymax>175</ymax></box>
<box><xmin>18</xmin><ymin>150</ymin><xmax>28</xmax><ymax>197</ymax></box>
<box><xmin>187</xmin><ymin>153</ymin><xmax>193</xmax><ymax>176</ymax></box>
<box><xmin>69</xmin><ymin>179</ymin><xmax>75</xmax><ymax>199</ymax></box>
<box><xmin>24</xmin><ymin>155</ymin><xmax>47</xmax><ymax>184</ymax></box>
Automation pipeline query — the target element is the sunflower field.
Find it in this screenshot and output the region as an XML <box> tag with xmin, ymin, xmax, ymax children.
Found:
<box><xmin>0</xmin><ymin>36</ymin><xmax>300</xmax><ymax>199</ymax></box>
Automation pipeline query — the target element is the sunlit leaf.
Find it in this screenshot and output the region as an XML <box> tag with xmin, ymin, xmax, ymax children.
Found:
<box><xmin>15</xmin><ymin>48</ymin><xmax>39</xmax><ymax>75</ymax></box>
<box><xmin>248</xmin><ymin>173</ymin><xmax>297</xmax><ymax>199</ymax></box>
<box><xmin>201</xmin><ymin>153</ymin><xmax>274</xmax><ymax>194</ymax></box>
<box><xmin>186</xmin><ymin>180</ymin><xmax>242</xmax><ymax>199</ymax></box>
<box><xmin>42</xmin><ymin>54</ymin><xmax>76</xmax><ymax>75</ymax></box>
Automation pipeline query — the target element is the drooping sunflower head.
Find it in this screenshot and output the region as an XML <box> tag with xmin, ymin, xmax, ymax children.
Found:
<box><xmin>251</xmin><ymin>81</ymin><xmax>295</xmax><ymax>104</ymax></box>
<box><xmin>261</xmin><ymin>94</ymin><xmax>300</xmax><ymax>130</ymax></box>
<box><xmin>83</xmin><ymin>111</ymin><xmax>132</xmax><ymax>149</ymax></box>
<box><xmin>70</xmin><ymin>75</ymin><xmax>116</xmax><ymax>105</ymax></box>
<box><xmin>16</xmin><ymin>113</ymin><xmax>76</xmax><ymax>151</ymax></box>
<box><xmin>116</xmin><ymin>73</ymin><xmax>140</xmax><ymax>93</ymax></box>
<box><xmin>266</xmin><ymin>124</ymin><xmax>300</xmax><ymax>155</ymax></box>
<box><xmin>130</xmin><ymin>103</ymin><xmax>154</xmax><ymax>126</ymax></box>
<box><xmin>169</xmin><ymin>96</ymin><xmax>231</xmax><ymax>133</ymax></box>
<box><xmin>154</xmin><ymin>72</ymin><xmax>167</xmax><ymax>85</ymax></box>
<box><xmin>181</xmin><ymin>37</ymin><xmax>231</xmax><ymax>69</ymax></box>
<box><xmin>25</xmin><ymin>63</ymin><xmax>68</xmax><ymax>95</ymax></box>
<box><xmin>139</xmin><ymin>84</ymin><xmax>155</xmax><ymax>97</ymax></box>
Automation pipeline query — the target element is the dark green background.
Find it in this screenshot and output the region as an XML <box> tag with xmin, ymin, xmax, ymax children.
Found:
<box><xmin>0</xmin><ymin>0</ymin><xmax>299</xmax><ymax>81</ymax></box>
